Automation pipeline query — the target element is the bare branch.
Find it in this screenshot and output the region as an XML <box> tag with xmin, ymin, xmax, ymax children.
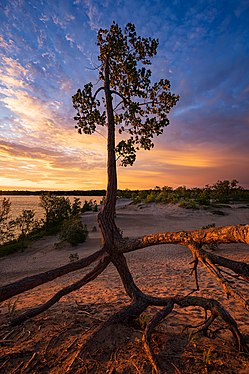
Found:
<box><xmin>113</xmin><ymin>100</ymin><xmax>123</xmax><ymax>112</ymax></box>
<box><xmin>189</xmin><ymin>256</ymin><xmax>200</xmax><ymax>290</ymax></box>
<box><xmin>123</xmin><ymin>224</ymin><xmax>249</xmax><ymax>254</ymax></box>
<box><xmin>110</xmin><ymin>90</ymin><xmax>129</xmax><ymax>105</ymax></box>
<box><xmin>93</xmin><ymin>86</ymin><xmax>104</xmax><ymax>100</ymax></box>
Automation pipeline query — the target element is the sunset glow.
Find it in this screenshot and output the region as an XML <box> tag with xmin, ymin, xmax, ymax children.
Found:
<box><xmin>0</xmin><ymin>1</ymin><xmax>249</xmax><ymax>190</ymax></box>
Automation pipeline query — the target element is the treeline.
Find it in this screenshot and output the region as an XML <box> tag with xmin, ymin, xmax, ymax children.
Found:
<box><xmin>0</xmin><ymin>190</ymin><xmax>106</xmax><ymax>196</ymax></box>
<box><xmin>0</xmin><ymin>194</ymin><xmax>98</xmax><ymax>255</ymax></box>
<box><xmin>117</xmin><ymin>179</ymin><xmax>249</xmax><ymax>207</ymax></box>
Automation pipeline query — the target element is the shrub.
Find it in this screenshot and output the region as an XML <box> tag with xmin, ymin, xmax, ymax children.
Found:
<box><xmin>13</xmin><ymin>209</ymin><xmax>42</xmax><ymax>249</ymax></box>
<box><xmin>39</xmin><ymin>193</ymin><xmax>71</xmax><ymax>228</ymax></box>
<box><xmin>60</xmin><ymin>217</ymin><xmax>88</xmax><ymax>245</ymax></box>
<box><xmin>0</xmin><ymin>198</ymin><xmax>15</xmax><ymax>245</ymax></box>
<box><xmin>197</xmin><ymin>189</ymin><xmax>211</xmax><ymax>205</ymax></box>
<box><xmin>145</xmin><ymin>192</ymin><xmax>156</xmax><ymax>203</ymax></box>
<box><xmin>132</xmin><ymin>193</ymin><xmax>141</xmax><ymax>204</ymax></box>
<box><xmin>69</xmin><ymin>253</ymin><xmax>79</xmax><ymax>262</ymax></box>
<box><xmin>179</xmin><ymin>199</ymin><xmax>198</xmax><ymax>209</ymax></box>
<box><xmin>81</xmin><ymin>199</ymin><xmax>98</xmax><ymax>213</ymax></box>
<box><xmin>71</xmin><ymin>197</ymin><xmax>82</xmax><ymax>216</ymax></box>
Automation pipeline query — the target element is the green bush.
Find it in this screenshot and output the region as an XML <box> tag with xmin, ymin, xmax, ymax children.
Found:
<box><xmin>13</xmin><ymin>209</ymin><xmax>42</xmax><ymax>249</ymax></box>
<box><xmin>0</xmin><ymin>198</ymin><xmax>15</xmax><ymax>245</ymax></box>
<box><xmin>145</xmin><ymin>192</ymin><xmax>156</xmax><ymax>203</ymax></box>
<box><xmin>179</xmin><ymin>199</ymin><xmax>198</xmax><ymax>209</ymax></box>
<box><xmin>60</xmin><ymin>218</ymin><xmax>88</xmax><ymax>245</ymax></box>
<box><xmin>69</xmin><ymin>252</ymin><xmax>79</xmax><ymax>262</ymax></box>
<box><xmin>39</xmin><ymin>193</ymin><xmax>71</xmax><ymax>228</ymax></box>
<box><xmin>132</xmin><ymin>193</ymin><xmax>141</xmax><ymax>204</ymax></box>
<box><xmin>81</xmin><ymin>199</ymin><xmax>98</xmax><ymax>212</ymax></box>
<box><xmin>0</xmin><ymin>240</ymin><xmax>24</xmax><ymax>256</ymax></box>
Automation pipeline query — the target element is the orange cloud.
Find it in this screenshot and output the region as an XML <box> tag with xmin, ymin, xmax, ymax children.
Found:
<box><xmin>0</xmin><ymin>55</ymin><xmax>248</xmax><ymax>191</ymax></box>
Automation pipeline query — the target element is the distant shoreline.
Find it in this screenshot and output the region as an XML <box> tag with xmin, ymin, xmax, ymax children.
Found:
<box><xmin>0</xmin><ymin>190</ymin><xmax>106</xmax><ymax>196</ymax></box>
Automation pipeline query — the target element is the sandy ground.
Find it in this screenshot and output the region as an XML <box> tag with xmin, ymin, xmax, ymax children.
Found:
<box><xmin>0</xmin><ymin>201</ymin><xmax>249</xmax><ymax>373</ymax></box>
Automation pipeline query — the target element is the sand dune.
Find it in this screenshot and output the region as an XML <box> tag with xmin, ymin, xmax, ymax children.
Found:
<box><xmin>0</xmin><ymin>202</ymin><xmax>248</xmax><ymax>373</ymax></box>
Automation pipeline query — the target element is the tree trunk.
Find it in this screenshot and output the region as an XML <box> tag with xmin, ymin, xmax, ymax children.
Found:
<box><xmin>97</xmin><ymin>56</ymin><xmax>121</xmax><ymax>249</ymax></box>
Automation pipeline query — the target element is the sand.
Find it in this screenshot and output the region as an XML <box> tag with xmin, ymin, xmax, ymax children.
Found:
<box><xmin>0</xmin><ymin>201</ymin><xmax>249</xmax><ymax>373</ymax></box>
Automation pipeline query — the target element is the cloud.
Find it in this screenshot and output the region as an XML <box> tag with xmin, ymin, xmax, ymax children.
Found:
<box><xmin>0</xmin><ymin>0</ymin><xmax>248</xmax><ymax>190</ymax></box>
<box><xmin>83</xmin><ymin>0</ymin><xmax>101</xmax><ymax>30</ymax></box>
<box><xmin>39</xmin><ymin>13</ymin><xmax>50</xmax><ymax>23</ymax></box>
<box><xmin>37</xmin><ymin>30</ymin><xmax>47</xmax><ymax>49</ymax></box>
<box><xmin>0</xmin><ymin>56</ymin><xmax>27</xmax><ymax>81</ymax></box>
<box><xmin>0</xmin><ymin>35</ymin><xmax>17</xmax><ymax>53</ymax></box>
<box><xmin>52</xmin><ymin>15</ymin><xmax>66</xmax><ymax>28</ymax></box>
<box><xmin>0</xmin><ymin>51</ymin><xmax>107</xmax><ymax>189</ymax></box>
<box><xmin>0</xmin><ymin>137</ymin><xmax>106</xmax><ymax>190</ymax></box>
<box><xmin>118</xmin><ymin>142</ymin><xmax>249</xmax><ymax>189</ymax></box>
<box><xmin>65</xmin><ymin>33</ymin><xmax>75</xmax><ymax>47</ymax></box>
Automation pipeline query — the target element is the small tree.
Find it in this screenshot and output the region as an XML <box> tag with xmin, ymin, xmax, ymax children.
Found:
<box><xmin>0</xmin><ymin>198</ymin><xmax>15</xmax><ymax>245</ymax></box>
<box><xmin>71</xmin><ymin>197</ymin><xmax>82</xmax><ymax>216</ymax></box>
<box><xmin>39</xmin><ymin>193</ymin><xmax>71</xmax><ymax>229</ymax></box>
<box><xmin>13</xmin><ymin>209</ymin><xmax>40</xmax><ymax>249</ymax></box>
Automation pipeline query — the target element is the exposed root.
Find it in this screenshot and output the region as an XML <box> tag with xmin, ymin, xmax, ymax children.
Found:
<box><xmin>174</xmin><ymin>295</ymin><xmax>248</xmax><ymax>352</ymax></box>
<box><xmin>0</xmin><ymin>248</ymin><xmax>106</xmax><ymax>302</ymax></box>
<box><xmin>142</xmin><ymin>300</ymin><xmax>174</xmax><ymax>374</ymax></box>
<box><xmin>21</xmin><ymin>352</ymin><xmax>37</xmax><ymax>372</ymax></box>
<box><xmin>65</xmin><ymin>346</ymin><xmax>82</xmax><ymax>373</ymax></box>
<box><xmin>188</xmin><ymin>243</ymin><xmax>249</xmax><ymax>311</ymax></box>
<box><xmin>10</xmin><ymin>258</ymin><xmax>110</xmax><ymax>326</ymax></box>
<box><xmin>189</xmin><ymin>256</ymin><xmax>200</xmax><ymax>290</ymax></box>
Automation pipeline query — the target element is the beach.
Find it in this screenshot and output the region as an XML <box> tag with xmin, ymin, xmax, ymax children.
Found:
<box><xmin>0</xmin><ymin>201</ymin><xmax>248</xmax><ymax>373</ymax></box>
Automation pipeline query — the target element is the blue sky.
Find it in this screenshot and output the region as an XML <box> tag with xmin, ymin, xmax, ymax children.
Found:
<box><xmin>0</xmin><ymin>0</ymin><xmax>249</xmax><ymax>190</ymax></box>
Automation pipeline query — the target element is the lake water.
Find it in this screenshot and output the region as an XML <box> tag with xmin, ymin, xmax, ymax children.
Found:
<box><xmin>0</xmin><ymin>195</ymin><xmax>103</xmax><ymax>220</ymax></box>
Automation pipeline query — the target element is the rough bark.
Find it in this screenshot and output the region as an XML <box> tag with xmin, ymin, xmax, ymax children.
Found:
<box><xmin>97</xmin><ymin>56</ymin><xmax>121</xmax><ymax>252</ymax></box>
<box><xmin>123</xmin><ymin>224</ymin><xmax>249</xmax><ymax>253</ymax></box>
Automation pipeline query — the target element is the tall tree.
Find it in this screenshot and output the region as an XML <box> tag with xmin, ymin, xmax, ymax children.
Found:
<box><xmin>1</xmin><ymin>23</ymin><xmax>249</xmax><ymax>373</ymax></box>
<box><xmin>72</xmin><ymin>21</ymin><xmax>179</xmax><ymax>247</ymax></box>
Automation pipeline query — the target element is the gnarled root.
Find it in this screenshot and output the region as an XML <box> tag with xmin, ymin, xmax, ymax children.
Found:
<box><xmin>142</xmin><ymin>300</ymin><xmax>174</xmax><ymax>374</ymax></box>
<box><xmin>175</xmin><ymin>296</ymin><xmax>248</xmax><ymax>352</ymax></box>
<box><xmin>10</xmin><ymin>258</ymin><xmax>110</xmax><ymax>326</ymax></box>
<box><xmin>141</xmin><ymin>295</ymin><xmax>248</xmax><ymax>373</ymax></box>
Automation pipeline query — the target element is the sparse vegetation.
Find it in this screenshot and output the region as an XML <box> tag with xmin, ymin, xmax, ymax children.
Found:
<box><xmin>0</xmin><ymin>198</ymin><xmax>15</xmax><ymax>245</ymax></box>
<box><xmin>128</xmin><ymin>179</ymin><xmax>249</xmax><ymax>207</ymax></box>
<box><xmin>69</xmin><ymin>252</ymin><xmax>79</xmax><ymax>262</ymax></box>
<box><xmin>81</xmin><ymin>199</ymin><xmax>98</xmax><ymax>213</ymax></box>
<box><xmin>0</xmin><ymin>194</ymin><xmax>89</xmax><ymax>255</ymax></box>
<box><xmin>60</xmin><ymin>217</ymin><xmax>88</xmax><ymax>245</ymax></box>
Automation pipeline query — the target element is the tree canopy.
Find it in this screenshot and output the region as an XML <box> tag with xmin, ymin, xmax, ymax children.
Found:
<box><xmin>72</xmin><ymin>21</ymin><xmax>179</xmax><ymax>166</ymax></box>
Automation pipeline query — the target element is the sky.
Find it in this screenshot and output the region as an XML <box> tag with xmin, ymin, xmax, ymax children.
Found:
<box><xmin>0</xmin><ymin>0</ymin><xmax>249</xmax><ymax>191</ymax></box>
